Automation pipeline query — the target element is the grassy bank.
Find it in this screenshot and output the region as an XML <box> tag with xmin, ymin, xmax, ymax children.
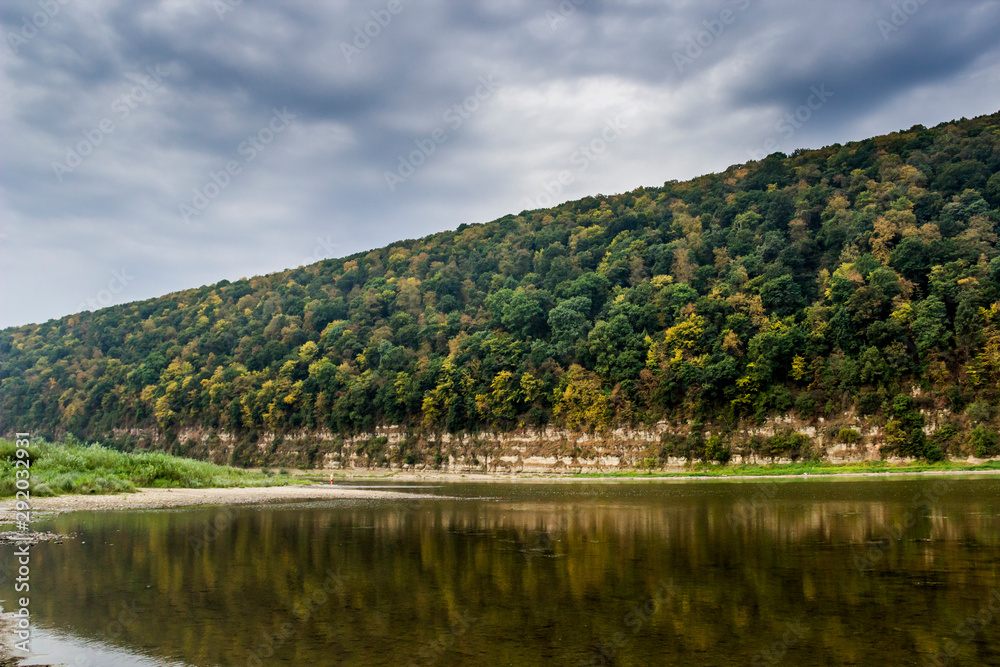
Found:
<box><xmin>0</xmin><ymin>439</ymin><xmax>291</xmax><ymax>497</ymax></box>
<box><xmin>566</xmin><ymin>459</ymin><xmax>1000</xmax><ymax>478</ymax></box>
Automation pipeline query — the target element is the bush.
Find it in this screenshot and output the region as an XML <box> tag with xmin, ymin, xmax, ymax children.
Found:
<box><xmin>838</xmin><ymin>428</ymin><xmax>861</xmax><ymax>445</ymax></box>
<box><xmin>704</xmin><ymin>436</ymin><xmax>731</xmax><ymax>464</ymax></box>
<box><xmin>970</xmin><ymin>425</ymin><xmax>1000</xmax><ymax>458</ymax></box>
<box><xmin>637</xmin><ymin>457</ymin><xmax>659</xmax><ymax>470</ymax></box>
<box><xmin>924</xmin><ymin>440</ymin><xmax>946</xmax><ymax>463</ymax></box>
<box><xmin>794</xmin><ymin>393</ymin><xmax>816</xmax><ymax>418</ymax></box>
<box><xmin>943</xmin><ymin>383</ymin><xmax>967</xmax><ymax>412</ymax></box>
<box><xmin>788</xmin><ymin>432</ymin><xmax>812</xmax><ymax>461</ymax></box>
<box><xmin>857</xmin><ymin>391</ymin><xmax>883</xmax><ymax>416</ymax></box>
<box><xmin>965</xmin><ymin>400</ymin><xmax>991</xmax><ymax>424</ymax></box>
<box><xmin>762</xmin><ymin>432</ymin><xmax>810</xmax><ymax>461</ymax></box>
<box><xmin>0</xmin><ymin>438</ymin><xmax>286</xmax><ymax>498</ymax></box>
<box><xmin>684</xmin><ymin>432</ymin><xmax>706</xmax><ymax>462</ymax></box>
<box><xmin>932</xmin><ymin>423</ymin><xmax>958</xmax><ymax>453</ymax></box>
<box><xmin>32</xmin><ymin>482</ymin><xmax>54</xmax><ymax>497</ymax></box>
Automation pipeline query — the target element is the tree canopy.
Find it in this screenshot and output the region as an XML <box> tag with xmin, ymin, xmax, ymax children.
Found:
<box><xmin>3</xmin><ymin>111</ymin><xmax>1000</xmax><ymax>460</ymax></box>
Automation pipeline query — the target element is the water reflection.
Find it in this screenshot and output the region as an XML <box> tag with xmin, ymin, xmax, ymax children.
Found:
<box><xmin>19</xmin><ymin>627</ymin><xmax>190</xmax><ymax>667</ymax></box>
<box><xmin>4</xmin><ymin>478</ymin><xmax>1000</xmax><ymax>666</ymax></box>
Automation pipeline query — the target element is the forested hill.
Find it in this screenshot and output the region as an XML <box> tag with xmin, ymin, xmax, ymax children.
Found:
<box><xmin>3</xmin><ymin>111</ymin><xmax>1000</xmax><ymax>460</ymax></box>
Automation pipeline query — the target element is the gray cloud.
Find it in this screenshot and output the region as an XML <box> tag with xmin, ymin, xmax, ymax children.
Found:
<box><xmin>2</xmin><ymin>0</ymin><xmax>999</xmax><ymax>326</ymax></box>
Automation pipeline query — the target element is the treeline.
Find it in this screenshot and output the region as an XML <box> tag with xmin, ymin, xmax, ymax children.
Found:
<box><xmin>3</xmin><ymin>111</ymin><xmax>1000</xmax><ymax>461</ymax></box>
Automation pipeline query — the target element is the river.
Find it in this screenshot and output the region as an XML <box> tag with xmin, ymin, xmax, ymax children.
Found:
<box><xmin>4</xmin><ymin>476</ymin><xmax>1000</xmax><ymax>666</ymax></box>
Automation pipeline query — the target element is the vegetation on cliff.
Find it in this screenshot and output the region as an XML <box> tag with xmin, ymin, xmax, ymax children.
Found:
<box><xmin>2</xmin><ymin>111</ymin><xmax>1000</xmax><ymax>463</ymax></box>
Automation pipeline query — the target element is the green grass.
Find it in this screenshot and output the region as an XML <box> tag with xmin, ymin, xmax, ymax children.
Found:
<box><xmin>566</xmin><ymin>459</ymin><xmax>1000</xmax><ymax>478</ymax></box>
<box><xmin>310</xmin><ymin>459</ymin><xmax>1000</xmax><ymax>481</ymax></box>
<box><xmin>0</xmin><ymin>439</ymin><xmax>293</xmax><ymax>497</ymax></box>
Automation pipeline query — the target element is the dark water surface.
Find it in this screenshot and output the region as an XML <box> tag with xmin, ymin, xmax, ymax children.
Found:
<box><xmin>5</xmin><ymin>476</ymin><xmax>1000</xmax><ymax>666</ymax></box>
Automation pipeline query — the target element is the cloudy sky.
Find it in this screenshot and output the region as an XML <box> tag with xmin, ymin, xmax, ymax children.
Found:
<box><xmin>2</xmin><ymin>0</ymin><xmax>999</xmax><ymax>328</ymax></box>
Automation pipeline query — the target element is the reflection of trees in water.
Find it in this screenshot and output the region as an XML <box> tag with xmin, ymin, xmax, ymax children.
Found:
<box><xmin>13</xmin><ymin>483</ymin><xmax>1000</xmax><ymax>666</ymax></box>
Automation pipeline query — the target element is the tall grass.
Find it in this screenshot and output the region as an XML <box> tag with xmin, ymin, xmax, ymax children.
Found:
<box><xmin>0</xmin><ymin>439</ymin><xmax>289</xmax><ymax>497</ymax></box>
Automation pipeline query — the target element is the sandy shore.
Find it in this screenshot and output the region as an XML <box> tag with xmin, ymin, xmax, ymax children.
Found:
<box><xmin>0</xmin><ymin>484</ymin><xmax>436</xmax><ymax>524</ymax></box>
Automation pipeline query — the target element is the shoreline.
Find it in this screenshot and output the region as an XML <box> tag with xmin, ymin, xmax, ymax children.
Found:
<box><xmin>0</xmin><ymin>467</ymin><xmax>998</xmax><ymax>519</ymax></box>
<box><xmin>323</xmin><ymin>466</ymin><xmax>1000</xmax><ymax>483</ymax></box>
<box><xmin>0</xmin><ymin>484</ymin><xmax>441</xmax><ymax>523</ymax></box>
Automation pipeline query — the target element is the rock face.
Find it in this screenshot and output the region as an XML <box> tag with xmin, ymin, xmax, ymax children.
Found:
<box><xmin>122</xmin><ymin>409</ymin><xmax>991</xmax><ymax>472</ymax></box>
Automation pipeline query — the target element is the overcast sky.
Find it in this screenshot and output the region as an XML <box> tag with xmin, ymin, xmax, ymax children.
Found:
<box><xmin>1</xmin><ymin>0</ymin><xmax>999</xmax><ymax>328</ymax></box>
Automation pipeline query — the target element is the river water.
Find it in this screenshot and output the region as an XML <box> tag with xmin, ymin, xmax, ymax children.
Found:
<box><xmin>4</xmin><ymin>476</ymin><xmax>1000</xmax><ymax>666</ymax></box>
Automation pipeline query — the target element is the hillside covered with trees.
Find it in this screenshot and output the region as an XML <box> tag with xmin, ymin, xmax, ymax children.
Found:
<box><xmin>3</xmin><ymin>111</ymin><xmax>1000</xmax><ymax>463</ymax></box>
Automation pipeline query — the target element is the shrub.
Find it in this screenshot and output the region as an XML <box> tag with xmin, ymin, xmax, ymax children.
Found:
<box><xmin>32</xmin><ymin>482</ymin><xmax>54</xmax><ymax>497</ymax></box>
<box><xmin>838</xmin><ymin>428</ymin><xmax>861</xmax><ymax>445</ymax></box>
<box><xmin>970</xmin><ymin>425</ymin><xmax>1000</xmax><ymax>458</ymax></box>
<box><xmin>704</xmin><ymin>436</ymin><xmax>731</xmax><ymax>464</ymax></box>
<box><xmin>857</xmin><ymin>391</ymin><xmax>883</xmax><ymax>416</ymax></box>
<box><xmin>0</xmin><ymin>438</ymin><xmax>286</xmax><ymax>498</ymax></box>
<box><xmin>932</xmin><ymin>423</ymin><xmax>958</xmax><ymax>453</ymax></box>
<box><xmin>637</xmin><ymin>457</ymin><xmax>659</xmax><ymax>470</ymax></box>
<box><xmin>965</xmin><ymin>400</ymin><xmax>991</xmax><ymax>424</ymax></box>
<box><xmin>794</xmin><ymin>392</ymin><xmax>819</xmax><ymax>418</ymax></box>
<box><xmin>924</xmin><ymin>440</ymin><xmax>946</xmax><ymax>463</ymax></box>
<box><xmin>788</xmin><ymin>432</ymin><xmax>811</xmax><ymax>461</ymax></box>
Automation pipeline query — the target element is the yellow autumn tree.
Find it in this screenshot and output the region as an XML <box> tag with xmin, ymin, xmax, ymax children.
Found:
<box><xmin>647</xmin><ymin>313</ymin><xmax>706</xmax><ymax>370</ymax></box>
<box><xmin>475</xmin><ymin>371</ymin><xmax>520</xmax><ymax>428</ymax></box>
<box><xmin>553</xmin><ymin>365</ymin><xmax>611</xmax><ymax>432</ymax></box>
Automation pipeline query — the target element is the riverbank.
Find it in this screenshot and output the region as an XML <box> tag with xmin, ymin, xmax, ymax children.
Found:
<box><xmin>0</xmin><ymin>484</ymin><xmax>437</xmax><ymax>523</ymax></box>
<box><xmin>2</xmin><ymin>463</ymin><xmax>999</xmax><ymax>521</ymax></box>
<box><xmin>321</xmin><ymin>459</ymin><xmax>1000</xmax><ymax>482</ymax></box>
<box><xmin>0</xmin><ymin>439</ymin><xmax>290</xmax><ymax>498</ymax></box>
<box><xmin>332</xmin><ymin>469</ymin><xmax>1000</xmax><ymax>483</ymax></box>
